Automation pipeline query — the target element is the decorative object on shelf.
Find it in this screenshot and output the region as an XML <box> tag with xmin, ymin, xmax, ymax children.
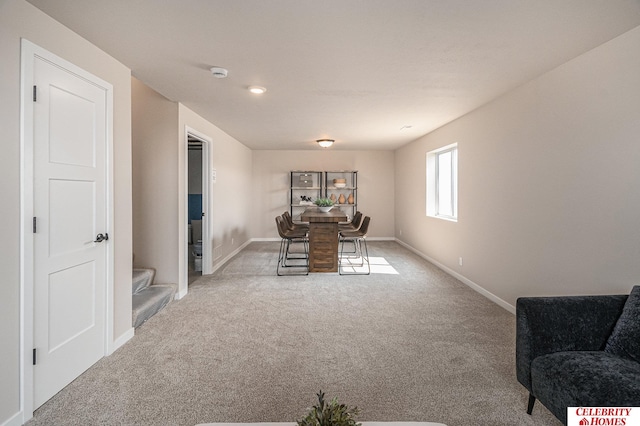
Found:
<box><xmin>333</xmin><ymin>178</ymin><xmax>347</xmax><ymax>188</ymax></box>
<box><xmin>314</xmin><ymin>197</ymin><xmax>334</xmax><ymax>213</ymax></box>
<box><xmin>316</xmin><ymin>139</ymin><xmax>334</xmax><ymax>148</ymax></box>
<box><xmin>298</xmin><ymin>173</ymin><xmax>314</xmax><ymax>187</ymax></box>
<box><xmin>348</xmin><ymin>193</ymin><xmax>354</xmax><ymax>204</ymax></box>
<box><xmin>297</xmin><ymin>390</ymin><xmax>361</xmax><ymax>426</ymax></box>
<box><xmin>300</xmin><ymin>195</ymin><xmax>314</xmax><ymax>206</ymax></box>
<box><xmin>330</xmin><ymin>193</ymin><xmax>337</xmax><ymax>203</ymax></box>
<box><xmin>338</xmin><ymin>194</ymin><xmax>346</xmax><ymax>204</ymax></box>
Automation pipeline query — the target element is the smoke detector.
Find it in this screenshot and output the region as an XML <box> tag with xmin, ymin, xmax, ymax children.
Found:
<box><xmin>210</xmin><ymin>67</ymin><xmax>228</xmax><ymax>78</ymax></box>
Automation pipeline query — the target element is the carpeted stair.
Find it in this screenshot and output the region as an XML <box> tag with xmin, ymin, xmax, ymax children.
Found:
<box><xmin>132</xmin><ymin>268</ymin><xmax>176</xmax><ymax>328</ymax></box>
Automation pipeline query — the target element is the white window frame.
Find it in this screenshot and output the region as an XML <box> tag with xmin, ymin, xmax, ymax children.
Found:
<box><xmin>426</xmin><ymin>143</ymin><xmax>458</xmax><ymax>221</ymax></box>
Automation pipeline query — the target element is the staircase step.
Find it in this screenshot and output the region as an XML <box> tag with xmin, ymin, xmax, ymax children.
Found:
<box><xmin>132</xmin><ymin>268</ymin><xmax>155</xmax><ymax>294</ymax></box>
<box><xmin>132</xmin><ymin>283</ymin><xmax>177</xmax><ymax>328</ymax></box>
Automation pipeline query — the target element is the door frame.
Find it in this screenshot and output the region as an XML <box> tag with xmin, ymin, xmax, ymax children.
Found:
<box><xmin>183</xmin><ymin>127</ymin><xmax>212</xmax><ymax>291</ymax></box>
<box><xmin>19</xmin><ymin>39</ymin><xmax>115</xmax><ymax>421</ymax></box>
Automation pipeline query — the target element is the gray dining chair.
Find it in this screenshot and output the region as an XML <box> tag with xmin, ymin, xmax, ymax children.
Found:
<box><xmin>275</xmin><ymin>216</ymin><xmax>308</xmax><ymax>275</ymax></box>
<box><xmin>338</xmin><ymin>216</ymin><xmax>370</xmax><ymax>275</ymax></box>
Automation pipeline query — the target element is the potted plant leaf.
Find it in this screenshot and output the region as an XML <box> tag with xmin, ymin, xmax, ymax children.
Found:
<box><xmin>314</xmin><ymin>197</ymin><xmax>334</xmax><ymax>212</ymax></box>
<box><xmin>298</xmin><ymin>391</ymin><xmax>361</xmax><ymax>426</ymax></box>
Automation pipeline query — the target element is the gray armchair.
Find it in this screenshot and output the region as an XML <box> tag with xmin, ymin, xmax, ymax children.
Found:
<box><xmin>516</xmin><ymin>286</ymin><xmax>640</xmax><ymax>424</ymax></box>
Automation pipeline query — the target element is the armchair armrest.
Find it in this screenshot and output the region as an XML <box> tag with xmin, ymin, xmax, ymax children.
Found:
<box><xmin>516</xmin><ymin>294</ymin><xmax>627</xmax><ymax>391</ymax></box>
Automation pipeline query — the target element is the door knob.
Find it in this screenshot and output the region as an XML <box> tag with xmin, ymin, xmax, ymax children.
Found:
<box><xmin>94</xmin><ymin>233</ymin><xmax>109</xmax><ymax>243</ymax></box>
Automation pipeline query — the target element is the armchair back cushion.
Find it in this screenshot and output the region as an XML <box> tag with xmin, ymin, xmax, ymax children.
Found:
<box><xmin>605</xmin><ymin>285</ymin><xmax>640</xmax><ymax>363</ymax></box>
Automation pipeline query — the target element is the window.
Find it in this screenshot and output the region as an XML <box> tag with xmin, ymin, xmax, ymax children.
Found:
<box><xmin>427</xmin><ymin>143</ymin><xmax>458</xmax><ymax>221</ymax></box>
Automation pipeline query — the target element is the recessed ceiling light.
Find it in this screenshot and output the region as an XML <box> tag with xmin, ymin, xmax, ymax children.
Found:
<box><xmin>210</xmin><ymin>67</ymin><xmax>228</xmax><ymax>78</ymax></box>
<box><xmin>248</xmin><ymin>86</ymin><xmax>267</xmax><ymax>94</ymax></box>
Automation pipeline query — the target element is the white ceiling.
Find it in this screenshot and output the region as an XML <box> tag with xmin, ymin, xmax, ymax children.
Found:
<box><xmin>27</xmin><ymin>0</ymin><xmax>640</xmax><ymax>150</ymax></box>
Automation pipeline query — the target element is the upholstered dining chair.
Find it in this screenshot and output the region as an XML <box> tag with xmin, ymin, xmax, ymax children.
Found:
<box><xmin>275</xmin><ymin>216</ymin><xmax>308</xmax><ymax>276</ymax></box>
<box><xmin>282</xmin><ymin>211</ymin><xmax>309</xmax><ymax>233</ymax></box>
<box><xmin>338</xmin><ymin>211</ymin><xmax>363</xmax><ymax>255</ymax></box>
<box><xmin>338</xmin><ymin>211</ymin><xmax>362</xmax><ymax>232</ymax></box>
<box><xmin>338</xmin><ymin>215</ymin><xmax>370</xmax><ymax>275</ymax></box>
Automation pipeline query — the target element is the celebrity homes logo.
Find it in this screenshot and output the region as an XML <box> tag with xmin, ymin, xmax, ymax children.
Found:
<box><xmin>568</xmin><ymin>407</ymin><xmax>640</xmax><ymax>425</ymax></box>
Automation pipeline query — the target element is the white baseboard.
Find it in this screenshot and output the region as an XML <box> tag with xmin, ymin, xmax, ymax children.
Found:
<box><xmin>176</xmin><ymin>287</ymin><xmax>188</xmax><ymax>300</ymax></box>
<box><xmin>0</xmin><ymin>410</ymin><xmax>23</xmax><ymax>426</ymax></box>
<box><xmin>395</xmin><ymin>238</ymin><xmax>516</xmax><ymax>314</ymax></box>
<box><xmin>210</xmin><ymin>240</ymin><xmax>254</xmax><ymax>274</ymax></box>
<box><xmin>109</xmin><ymin>327</ymin><xmax>134</xmax><ymax>354</ymax></box>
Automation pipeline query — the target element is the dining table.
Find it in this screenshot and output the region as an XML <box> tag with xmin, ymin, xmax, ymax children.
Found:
<box><xmin>300</xmin><ymin>207</ymin><xmax>347</xmax><ymax>272</ymax></box>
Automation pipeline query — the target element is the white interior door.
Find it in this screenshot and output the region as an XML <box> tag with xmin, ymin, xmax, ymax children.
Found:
<box><xmin>32</xmin><ymin>54</ymin><xmax>108</xmax><ymax>408</ymax></box>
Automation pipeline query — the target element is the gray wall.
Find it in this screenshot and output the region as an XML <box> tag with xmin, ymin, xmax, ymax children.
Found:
<box><xmin>0</xmin><ymin>0</ymin><xmax>133</xmax><ymax>423</ymax></box>
<box><xmin>395</xmin><ymin>26</ymin><xmax>640</xmax><ymax>309</ymax></box>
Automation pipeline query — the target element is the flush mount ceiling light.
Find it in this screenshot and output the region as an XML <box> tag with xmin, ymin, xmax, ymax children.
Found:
<box><xmin>316</xmin><ymin>139</ymin><xmax>334</xmax><ymax>148</ymax></box>
<box><xmin>248</xmin><ymin>85</ymin><xmax>267</xmax><ymax>94</ymax></box>
<box><xmin>210</xmin><ymin>67</ymin><xmax>228</xmax><ymax>78</ymax></box>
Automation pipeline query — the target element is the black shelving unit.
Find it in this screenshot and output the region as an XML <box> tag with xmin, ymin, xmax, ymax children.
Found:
<box><xmin>324</xmin><ymin>171</ymin><xmax>358</xmax><ymax>221</ymax></box>
<box><xmin>289</xmin><ymin>171</ymin><xmax>323</xmax><ymax>221</ymax></box>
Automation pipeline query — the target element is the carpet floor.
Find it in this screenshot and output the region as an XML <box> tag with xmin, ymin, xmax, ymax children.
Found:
<box><xmin>27</xmin><ymin>241</ymin><xmax>561</xmax><ymax>426</ymax></box>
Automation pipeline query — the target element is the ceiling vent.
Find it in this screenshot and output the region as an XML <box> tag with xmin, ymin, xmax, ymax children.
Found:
<box><xmin>210</xmin><ymin>67</ymin><xmax>228</xmax><ymax>78</ymax></box>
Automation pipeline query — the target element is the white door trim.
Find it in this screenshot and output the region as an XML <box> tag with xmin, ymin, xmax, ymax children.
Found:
<box><xmin>182</xmin><ymin>126</ymin><xmax>213</xmax><ymax>296</ymax></box>
<box><xmin>19</xmin><ymin>39</ymin><xmax>115</xmax><ymax>422</ymax></box>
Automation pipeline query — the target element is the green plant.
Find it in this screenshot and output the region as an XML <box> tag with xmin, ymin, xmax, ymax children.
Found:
<box><xmin>297</xmin><ymin>391</ymin><xmax>361</xmax><ymax>426</ymax></box>
<box><xmin>314</xmin><ymin>197</ymin><xmax>334</xmax><ymax>207</ymax></box>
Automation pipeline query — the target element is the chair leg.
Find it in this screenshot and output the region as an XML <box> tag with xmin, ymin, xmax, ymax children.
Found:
<box><xmin>276</xmin><ymin>238</ymin><xmax>286</xmax><ymax>275</ymax></box>
<box><xmin>339</xmin><ymin>236</ymin><xmax>370</xmax><ymax>275</ymax></box>
<box><xmin>526</xmin><ymin>393</ymin><xmax>536</xmax><ymax>415</ymax></box>
<box><xmin>277</xmin><ymin>237</ymin><xmax>308</xmax><ymax>276</ymax></box>
<box><xmin>361</xmin><ymin>237</ymin><xmax>370</xmax><ymax>275</ymax></box>
<box><xmin>285</xmin><ymin>239</ymin><xmax>307</xmax><ymax>262</ymax></box>
<box><xmin>340</xmin><ymin>238</ymin><xmax>357</xmax><ymax>254</ymax></box>
<box><xmin>277</xmin><ymin>238</ymin><xmax>294</xmax><ymax>275</ymax></box>
<box><xmin>339</xmin><ymin>236</ymin><xmax>346</xmax><ymax>275</ymax></box>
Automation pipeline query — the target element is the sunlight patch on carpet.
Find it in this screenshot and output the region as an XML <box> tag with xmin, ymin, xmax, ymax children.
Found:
<box><xmin>340</xmin><ymin>256</ymin><xmax>399</xmax><ymax>274</ymax></box>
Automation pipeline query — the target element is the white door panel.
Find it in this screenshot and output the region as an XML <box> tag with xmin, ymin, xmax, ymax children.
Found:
<box><xmin>49</xmin><ymin>179</ymin><xmax>96</xmax><ymax>256</ymax></box>
<box><xmin>48</xmin><ymin>261</ymin><xmax>96</xmax><ymax>352</ymax></box>
<box><xmin>49</xmin><ymin>85</ymin><xmax>97</xmax><ymax>167</ymax></box>
<box><xmin>33</xmin><ymin>55</ymin><xmax>107</xmax><ymax>408</ymax></box>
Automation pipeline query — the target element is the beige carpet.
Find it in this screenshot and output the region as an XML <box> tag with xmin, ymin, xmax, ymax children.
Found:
<box><xmin>27</xmin><ymin>241</ymin><xmax>561</xmax><ymax>426</ymax></box>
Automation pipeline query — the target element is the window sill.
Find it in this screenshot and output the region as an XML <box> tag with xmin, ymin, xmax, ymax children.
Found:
<box><xmin>427</xmin><ymin>214</ymin><xmax>457</xmax><ymax>223</ymax></box>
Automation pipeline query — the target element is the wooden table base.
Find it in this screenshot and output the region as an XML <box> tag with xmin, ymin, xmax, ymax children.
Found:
<box><xmin>300</xmin><ymin>207</ymin><xmax>347</xmax><ymax>273</ymax></box>
<box><xmin>307</xmin><ymin>222</ymin><xmax>339</xmax><ymax>272</ymax></box>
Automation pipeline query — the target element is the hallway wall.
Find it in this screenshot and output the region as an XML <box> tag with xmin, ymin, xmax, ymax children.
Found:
<box><xmin>132</xmin><ymin>77</ymin><xmax>179</xmax><ymax>284</ymax></box>
<box><xmin>0</xmin><ymin>0</ymin><xmax>133</xmax><ymax>423</ymax></box>
<box><xmin>178</xmin><ymin>104</ymin><xmax>253</xmax><ymax>285</ymax></box>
